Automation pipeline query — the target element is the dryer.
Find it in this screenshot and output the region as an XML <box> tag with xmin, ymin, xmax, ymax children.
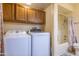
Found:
<box><xmin>31</xmin><ymin>32</ymin><xmax>50</xmax><ymax>56</ymax></box>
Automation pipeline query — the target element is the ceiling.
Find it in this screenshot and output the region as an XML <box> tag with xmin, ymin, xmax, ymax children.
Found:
<box><xmin>20</xmin><ymin>3</ymin><xmax>51</xmax><ymax>10</ymax></box>
<box><xmin>20</xmin><ymin>3</ymin><xmax>79</xmax><ymax>10</ymax></box>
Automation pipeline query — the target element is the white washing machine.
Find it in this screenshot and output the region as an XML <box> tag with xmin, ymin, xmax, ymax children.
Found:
<box><xmin>4</xmin><ymin>31</ymin><xmax>31</xmax><ymax>56</ymax></box>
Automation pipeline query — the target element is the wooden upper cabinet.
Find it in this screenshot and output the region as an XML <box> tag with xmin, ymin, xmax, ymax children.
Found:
<box><xmin>36</xmin><ymin>10</ymin><xmax>45</xmax><ymax>24</ymax></box>
<box><xmin>28</xmin><ymin>8</ymin><xmax>36</xmax><ymax>23</ymax></box>
<box><xmin>15</xmin><ymin>4</ymin><xmax>27</xmax><ymax>22</ymax></box>
<box><xmin>3</xmin><ymin>3</ymin><xmax>45</xmax><ymax>24</ymax></box>
<box><xmin>28</xmin><ymin>8</ymin><xmax>45</xmax><ymax>24</ymax></box>
<box><xmin>3</xmin><ymin>3</ymin><xmax>14</xmax><ymax>21</ymax></box>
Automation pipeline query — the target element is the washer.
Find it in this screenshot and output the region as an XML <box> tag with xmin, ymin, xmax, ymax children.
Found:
<box><xmin>4</xmin><ymin>31</ymin><xmax>31</xmax><ymax>56</ymax></box>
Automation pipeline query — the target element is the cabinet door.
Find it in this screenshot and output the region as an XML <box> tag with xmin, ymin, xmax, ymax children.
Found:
<box><xmin>28</xmin><ymin>8</ymin><xmax>36</xmax><ymax>23</ymax></box>
<box><xmin>28</xmin><ymin>8</ymin><xmax>45</xmax><ymax>24</ymax></box>
<box><xmin>16</xmin><ymin>4</ymin><xmax>27</xmax><ymax>22</ymax></box>
<box><xmin>3</xmin><ymin>3</ymin><xmax>14</xmax><ymax>21</ymax></box>
<box><xmin>36</xmin><ymin>10</ymin><xmax>45</xmax><ymax>24</ymax></box>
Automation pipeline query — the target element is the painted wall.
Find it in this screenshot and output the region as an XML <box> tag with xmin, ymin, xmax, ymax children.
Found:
<box><xmin>72</xmin><ymin>5</ymin><xmax>79</xmax><ymax>19</ymax></box>
<box><xmin>44</xmin><ymin>4</ymin><xmax>53</xmax><ymax>33</ymax></box>
<box><xmin>58</xmin><ymin>3</ymin><xmax>74</xmax><ymax>12</ymax></box>
<box><xmin>4</xmin><ymin>22</ymin><xmax>44</xmax><ymax>33</ymax></box>
<box><xmin>44</xmin><ymin>4</ymin><xmax>54</xmax><ymax>55</ymax></box>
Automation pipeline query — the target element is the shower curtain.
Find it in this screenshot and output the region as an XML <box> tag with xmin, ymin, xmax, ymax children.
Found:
<box><xmin>68</xmin><ymin>17</ymin><xmax>77</xmax><ymax>54</ymax></box>
<box><xmin>68</xmin><ymin>17</ymin><xmax>77</xmax><ymax>46</ymax></box>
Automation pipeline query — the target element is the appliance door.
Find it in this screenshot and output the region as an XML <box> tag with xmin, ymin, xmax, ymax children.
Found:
<box><xmin>4</xmin><ymin>35</ymin><xmax>31</xmax><ymax>56</ymax></box>
<box><xmin>31</xmin><ymin>33</ymin><xmax>50</xmax><ymax>56</ymax></box>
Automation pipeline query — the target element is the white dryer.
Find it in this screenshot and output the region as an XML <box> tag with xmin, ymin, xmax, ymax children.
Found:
<box><xmin>31</xmin><ymin>32</ymin><xmax>50</xmax><ymax>56</ymax></box>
